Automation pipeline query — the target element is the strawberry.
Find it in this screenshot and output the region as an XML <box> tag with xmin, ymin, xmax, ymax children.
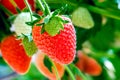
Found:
<box><xmin>72</xmin><ymin>7</ymin><xmax>94</xmax><ymax>29</ymax></box>
<box><xmin>1</xmin><ymin>0</ymin><xmax>35</xmax><ymax>14</ymax></box>
<box><xmin>35</xmin><ymin>52</ymin><xmax>65</xmax><ymax>80</ymax></box>
<box><xmin>32</xmin><ymin>16</ymin><xmax>76</xmax><ymax>64</ymax></box>
<box><xmin>75</xmin><ymin>51</ymin><xmax>88</xmax><ymax>72</ymax></box>
<box><xmin>84</xmin><ymin>57</ymin><xmax>102</xmax><ymax>76</ymax></box>
<box><xmin>13</xmin><ymin>12</ymin><xmax>36</xmax><ymax>36</ymax></box>
<box><xmin>1</xmin><ymin>35</ymin><xmax>31</xmax><ymax>74</ymax></box>
<box><xmin>75</xmin><ymin>51</ymin><xmax>102</xmax><ymax>76</ymax></box>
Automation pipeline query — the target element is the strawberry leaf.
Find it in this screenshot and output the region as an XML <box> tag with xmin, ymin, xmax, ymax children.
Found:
<box><xmin>45</xmin><ymin>16</ymin><xmax>64</xmax><ymax>36</ymax></box>
<box><xmin>44</xmin><ymin>55</ymin><xmax>53</xmax><ymax>72</ymax></box>
<box><xmin>22</xmin><ymin>36</ymin><xmax>38</xmax><ymax>57</ymax></box>
<box><xmin>26</xmin><ymin>19</ymin><xmax>40</xmax><ymax>26</ymax></box>
<box><xmin>44</xmin><ymin>15</ymin><xmax>51</xmax><ymax>24</ymax></box>
<box><xmin>41</xmin><ymin>25</ymin><xmax>46</xmax><ymax>34</ymax></box>
<box><xmin>32</xmin><ymin>13</ymin><xmax>41</xmax><ymax>19</ymax></box>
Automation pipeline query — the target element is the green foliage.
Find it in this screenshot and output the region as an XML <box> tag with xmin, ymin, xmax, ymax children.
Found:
<box><xmin>44</xmin><ymin>55</ymin><xmax>53</xmax><ymax>72</ymax></box>
<box><xmin>90</xmin><ymin>19</ymin><xmax>115</xmax><ymax>51</ymax></box>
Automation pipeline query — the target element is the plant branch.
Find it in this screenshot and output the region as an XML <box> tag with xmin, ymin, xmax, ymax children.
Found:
<box><xmin>36</xmin><ymin>0</ymin><xmax>45</xmax><ymax>12</ymax></box>
<box><xmin>41</xmin><ymin>0</ymin><xmax>51</xmax><ymax>15</ymax></box>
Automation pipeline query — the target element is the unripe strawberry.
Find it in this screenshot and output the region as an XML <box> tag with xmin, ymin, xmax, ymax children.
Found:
<box><xmin>13</xmin><ymin>12</ymin><xmax>36</xmax><ymax>36</ymax></box>
<box><xmin>1</xmin><ymin>0</ymin><xmax>35</xmax><ymax>14</ymax></box>
<box><xmin>35</xmin><ymin>52</ymin><xmax>65</xmax><ymax>80</ymax></box>
<box><xmin>72</xmin><ymin>7</ymin><xmax>94</xmax><ymax>29</ymax></box>
<box><xmin>32</xmin><ymin>16</ymin><xmax>76</xmax><ymax>64</ymax></box>
<box><xmin>1</xmin><ymin>35</ymin><xmax>31</xmax><ymax>74</ymax></box>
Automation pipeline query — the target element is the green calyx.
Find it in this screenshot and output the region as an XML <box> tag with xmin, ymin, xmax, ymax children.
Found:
<box><xmin>44</xmin><ymin>15</ymin><xmax>64</xmax><ymax>36</ymax></box>
<box><xmin>22</xmin><ymin>35</ymin><xmax>38</xmax><ymax>57</ymax></box>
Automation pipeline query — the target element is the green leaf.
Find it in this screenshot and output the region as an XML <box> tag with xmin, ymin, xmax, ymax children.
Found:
<box><xmin>26</xmin><ymin>19</ymin><xmax>40</xmax><ymax>26</ymax></box>
<box><xmin>41</xmin><ymin>25</ymin><xmax>46</xmax><ymax>34</ymax></box>
<box><xmin>25</xmin><ymin>22</ymin><xmax>34</xmax><ymax>26</ymax></box>
<box><xmin>52</xmin><ymin>4</ymin><xmax>68</xmax><ymax>17</ymax></box>
<box><xmin>22</xmin><ymin>36</ymin><xmax>38</xmax><ymax>57</ymax></box>
<box><xmin>44</xmin><ymin>56</ymin><xmax>53</xmax><ymax>72</ymax></box>
<box><xmin>89</xmin><ymin>19</ymin><xmax>115</xmax><ymax>51</ymax></box>
<box><xmin>72</xmin><ymin>7</ymin><xmax>94</xmax><ymax>29</ymax></box>
<box><xmin>32</xmin><ymin>13</ymin><xmax>41</xmax><ymax>19</ymax></box>
<box><xmin>45</xmin><ymin>16</ymin><xmax>64</xmax><ymax>36</ymax></box>
<box><xmin>44</xmin><ymin>15</ymin><xmax>51</xmax><ymax>24</ymax></box>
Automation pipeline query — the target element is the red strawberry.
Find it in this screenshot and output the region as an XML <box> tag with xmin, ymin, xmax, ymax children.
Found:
<box><xmin>1</xmin><ymin>35</ymin><xmax>31</xmax><ymax>74</ymax></box>
<box><xmin>84</xmin><ymin>57</ymin><xmax>102</xmax><ymax>76</ymax></box>
<box><xmin>75</xmin><ymin>51</ymin><xmax>88</xmax><ymax>72</ymax></box>
<box><xmin>35</xmin><ymin>52</ymin><xmax>65</xmax><ymax>80</ymax></box>
<box><xmin>32</xmin><ymin>16</ymin><xmax>76</xmax><ymax>64</ymax></box>
<box><xmin>1</xmin><ymin>0</ymin><xmax>35</xmax><ymax>14</ymax></box>
<box><xmin>76</xmin><ymin>51</ymin><xmax>102</xmax><ymax>76</ymax></box>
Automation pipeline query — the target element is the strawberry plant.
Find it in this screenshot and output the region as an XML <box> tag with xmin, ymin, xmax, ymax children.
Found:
<box><xmin>0</xmin><ymin>0</ymin><xmax>120</xmax><ymax>80</ymax></box>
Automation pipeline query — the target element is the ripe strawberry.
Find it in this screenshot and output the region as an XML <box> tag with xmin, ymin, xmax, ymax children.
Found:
<box><xmin>75</xmin><ymin>51</ymin><xmax>102</xmax><ymax>76</ymax></box>
<box><xmin>1</xmin><ymin>0</ymin><xmax>35</xmax><ymax>14</ymax></box>
<box><xmin>35</xmin><ymin>52</ymin><xmax>65</xmax><ymax>80</ymax></box>
<box><xmin>1</xmin><ymin>35</ymin><xmax>31</xmax><ymax>74</ymax></box>
<box><xmin>76</xmin><ymin>76</ymin><xmax>82</xmax><ymax>80</ymax></box>
<box><xmin>84</xmin><ymin>57</ymin><xmax>102</xmax><ymax>76</ymax></box>
<box><xmin>75</xmin><ymin>51</ymin><xmax>88</xmax><ymax>72</ymax></box>
<box><xmin>13</xmin><ymin>12</ymin><xmax>36</xmax><ymax>36</ymax></box>
<box><xmin>32</xmin><ymin>16</ymin><xmax>76</xmax><ymax>64</ymax></box>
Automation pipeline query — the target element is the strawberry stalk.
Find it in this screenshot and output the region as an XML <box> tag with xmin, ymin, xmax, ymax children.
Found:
<box><xmin>70</xmin><ymin>64</ymin><xmax>87</xmax><ymax>80</ymax></box>
<box><xmin>41</xmin><ymin>0</ymin><xmax>51</xmax><ymax>15</ymax></box>
<box><xmin>24</xmin><ymin>0</ymin><xmax>33</xmax><ymax>22</ymax></box>
<box><xmin>64</xmin><ymin>65</ymin><xmax>76</xmax><ymax>80</ymax></box>
<box><xmin>36</xmin><ymin>0</ymin><xmax>45</xmax><ymax>12</ymax></box>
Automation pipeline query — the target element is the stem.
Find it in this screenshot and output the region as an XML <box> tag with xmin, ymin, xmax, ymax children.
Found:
<box><xmin>36</xmin><ymin>0</ymin><xmax>45</xmax><ymax>12</ymax></box>
<box><xmin>46</xmin><ymin>0</ymin><xmax>120</xmax><ymax>20</ymax></box>
<box><xmin>64</xmin><ymin>65</ymin><xmax>76</xmax><ymax>80</ymax></box>
<box><xmin>49</xmin><ymin>58</ymin><xmax>60</xmax><ymax>80</ymax></box>
<box><xmin>85</xmin><ymin>5</ymin><xmax>120</xmax><ymax>20</ymax></box>
<box><xmin>41</xmin><ymin>0</ymin><xmax>51</xmax><ymax>15</ymax></box>
<box><xmin>0</xmin><ymin>5</ymin><xmax>13</xmax><ymax>16</ymax></box>
<box><xmin>70</xmin><ymin>64</ymin><xmax>87</xmax><ymax>80</ymax></box>
<box><xmin>24</xmin><ymin>0</ymin><xmax>33</xmax><ymax>22</ymax></box>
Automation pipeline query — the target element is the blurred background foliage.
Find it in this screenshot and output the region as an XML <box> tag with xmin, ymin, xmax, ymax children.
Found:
<box><xmin>0</xmin><ymin>0</ymin><xmax>120</xmax><ymax>80</ymax></box>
